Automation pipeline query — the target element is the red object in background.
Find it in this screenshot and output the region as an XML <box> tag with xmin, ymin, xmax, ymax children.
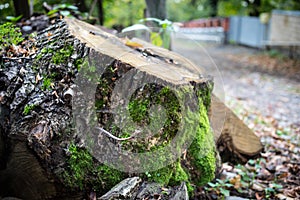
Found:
<box><xmin>212</xmin><ymin>18</ymin><xmax>220</xmax><ymax>27</ymax></box>
<box><xmin>183</xmin><ymin>17</ymin><xmax>229</xmax><ymax>32</ymax></box>
<box><xmin>221</xmin><ymin>17</ymin><xmax>229</xmax><ymax>32</ymax></box>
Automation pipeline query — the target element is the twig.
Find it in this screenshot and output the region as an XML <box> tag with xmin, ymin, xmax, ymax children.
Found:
<box><xmin>96</xmin><ymin>126</ymin><xmax>138</xmax><ymax>141</ymax></box>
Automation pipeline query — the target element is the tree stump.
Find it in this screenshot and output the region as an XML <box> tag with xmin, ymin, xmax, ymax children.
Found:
<box><xmin>0</xmin><ymin>18</ymin><xmax>262</xmax><ymax>199</ymax></box>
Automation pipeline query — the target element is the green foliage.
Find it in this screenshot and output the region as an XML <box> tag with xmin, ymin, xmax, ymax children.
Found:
<box><xmin>266</xmin><ymin>0</ymin><xmax>300</xmax><ymax>11</ymax></box>
<box><xmin>122</xmin><ymin>17</ymin><xmax>173</xmax><ymax>49</ymax></box>
<box><xmin>0</xmin><ymin>22</ymin><xmax>24</xmax><ymax>50</ymax></box>
<box><xmin>104</xmin><ymin>0</ymin><xmax>146</xmax><ymax>28</ymax></box>
<box><xmin>217</xmin><ymin>0</ymin><xmax>300</xmax><ymax>17</ymax></box>
<box><xmin>218</xmin><ymin>0</ymin><xmax>249</xmax><ymax>17</ymax></box>
<box><xmin>141</xmin><ymin>18</ymin><xmax>173</xmax><ymax>49</ymax></box>
<box><xmin>32</xmin><ymin>0</ymin><xmax>77</xmax><ymax>15</ymax></box>
<box><xmin>47</xmin><ymin>3</ymin><xmax>80</xmax><ymax>18</ymax></box>
<box><xmin>205</xmin><ymin>179</ymin><xmax>233</xmax><ymax>197</ymax></box>
<box><xmin>167</xmin><ymin>0</ymin><xmax>213</xmax><ymax>22</ymax></box>
<box><xmin>0</xmin><ymin>1</ymin><xmax>14</xmax><ymax>23</ymax></box>
<box><xmin>150</xmin><ymin>32</ymin><xmax>164</xmax><ymax>47</ymax></box>
<box><xmin>264</xmin><ymin>183</ymin><xmax>283</xmax><ymax>198</ymax></box>
<box><xmin>23</xmin><ymin>104</ymin><xmax>36</xmax><ymax>115</ymax></box>
<box><xmin>6</xmin><ymin>15</ymin><xmax>23</xmax><ymax>22</ymax></box>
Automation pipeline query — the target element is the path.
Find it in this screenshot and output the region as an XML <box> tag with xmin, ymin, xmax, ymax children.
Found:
<box><xmin>172</xmin><ymin>39</ymin><xmax>300</xmax><ymax>129</ymax></box>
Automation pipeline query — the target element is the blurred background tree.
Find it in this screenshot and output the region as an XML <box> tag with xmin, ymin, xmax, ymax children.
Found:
<box><xmin>145</xmin><ymin>0</ymin><xmax>166</xmax><ymax>19</ymax></box>
<box><xmin>217</xmin><ymin>0</ymin><xmax>300</xmax><ymax>17</ymax></box>
<box><xmin>12</xmin><ymin>0</ymin><xmax>30</xmax><ymax>19</ymax></box>
<box><xmin>167</xmin><ymin>0</ymin><xmax>213</xmax><ymax>22</ymax></box>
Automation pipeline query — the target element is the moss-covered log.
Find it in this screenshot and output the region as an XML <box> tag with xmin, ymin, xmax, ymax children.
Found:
<box><xmin>0</xmin><ymin>18</ymin><xmax>259</xmax><ymax>199</ymax></box>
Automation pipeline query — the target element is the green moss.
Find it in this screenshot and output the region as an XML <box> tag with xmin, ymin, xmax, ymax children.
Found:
<box><xmin>23</xmin><ymin>104</ymin><xmax>35</xmax><ymax>115</ymax></box>
<box><xmin>95</xmin><ymin>164</ymin><xmax>125</xmax><ymax>192</ymax></box>
<box><xmin>169</xmin><ymin>161</ymin><xmax>189</xmax><ymax>186</ymax></box>
<box><xmin>52</xmin><ymin>44</ymin><xmax>73</xmax><ymax>64</ymax></box>
<box><xmin>74</xmin><ymin>58</ymin><xmax>83</xmax><ymax>70</ymax></box>
<box><xmin>169</xmin><ymin>161</ymin><xmax>194</xmax><ymax>195</ymax></box>
<box><xmin>77</xmin><ymin>59</ymin><xmax>99</xmax><ymax>82</ymax></box>
<box><xmin>123</xmin><ymin>85</ymin><xmax>181</xmax><ymax>152</ymax></box>
<box><xmin>146</xmin><ymin>165</ymin><xmax>173</xmax><ymax>185</ymax></box>
<box><xmin>0</xmin><ymin>22</ymin><xmax>24</xmax><ymax>50</ymax></box>
<box><xmin>128</xmin><ymin>98</ymin><xmax>150</xmax><ymax>123</ymax></box>
<box><xmin>140</xmin><ymin>84</ymin><xmax>215</xmax><ymax>189</ymax></box>
<box><xmin>187</xmin><ymin>98</ymin><xmax>216</xmax><ymax>185</ymax></box>
<box><xmin>195</xmin><ymin>81</ymin><xmax>213</xmax><ymax>110</ymax></box>
<box><xmin>36</xmin><ymin>43</ymin><xmax>73</xmax><ymax>64</ymax></box>
<box><xmin>42</xmin><ymin>77</ymin><xmax>52</xmax><ymax>91</ymax></box>
<box><xmin>63</xmin><ymin>143</ymin><xmax>124</xmax><ymax>192</ymax></box>
<box><xmin>145</xmin><ymin>160</ymin><xmax>194</xmax><ymax>195</ymax></box>
<box><xmin>36</xmin><ymin>47</ymin><xmax>54</xmax><ymax>60</ymax></box>
<box><xmin>93</xmin><ymin>68</ymin><xmax>215</xmax><ymax>194</ymax></box>
<box><xmin>63</xmin><ymin>144</ymin><xmax>94</xmax><ymax>190</ymax></box>
<box><xmin>119</xmin><ymin>83</ymin><xmax>216</xmax><ymax>189</ymax></box>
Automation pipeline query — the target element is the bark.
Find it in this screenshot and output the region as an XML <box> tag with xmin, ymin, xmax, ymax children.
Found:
<box><xmin>210</xmin><ymin>0</ymin><xmax>219</xmax><ymax>17</ymax></box>
<box><xmin>13</xmin><ymin>0</ymin><xmax>30</xmax><ymax>19</ymax></box>
<box><xmin>99</xmin><ymin>177</ymin><xmax>188</xmax><ymax>200</ymax></box>
<box><xmin>145</xmin><ymin>0</ymin><xmax>167</xmax><ymax>19</ymax></box>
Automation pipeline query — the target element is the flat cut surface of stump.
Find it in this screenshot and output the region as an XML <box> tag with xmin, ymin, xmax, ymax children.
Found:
<box><xmin>65</xmin><ymin>18</ymin><xmax>206</xmax><ymax>85</ymax></box>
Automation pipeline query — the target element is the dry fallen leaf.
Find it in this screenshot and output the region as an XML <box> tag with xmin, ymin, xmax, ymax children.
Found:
<box><xmin>124</xmin><ymin>38</ymin><xmax>143</xmax><ymax>48</ymax></box>
<box><xmin>230</xmin><ymin>174</ymin><xmax>242</xmax><ymax>189</ymax></box>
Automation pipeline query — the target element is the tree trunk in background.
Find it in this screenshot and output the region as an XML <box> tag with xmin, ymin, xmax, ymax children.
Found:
<box><xmin>74</xmin><ymin>0</ymin><xmax>88</xmax><ymax>12</ymax></box>
<box><xmin>98</xmin><ymin>0</ymin><xmax>104</xmax><ymax>25</ymax></box>
<box><xmin>210</xmin><ymin>0</ymin><xmax>218</xmax><ymax>17</ymax></box>
<box><xmin>248</xmin><ymin>0</ymin><xmax>261</xmax><ymax>16</ymax></box>
<box><xmin>145</xmin><ymin>0</ymin><xmax>166</xmax><ymax>19</ymax></box>
<box><xmin>13</xmin><ymin>0</ymin><xmax>30</xmax><ymax>19</ymax></box>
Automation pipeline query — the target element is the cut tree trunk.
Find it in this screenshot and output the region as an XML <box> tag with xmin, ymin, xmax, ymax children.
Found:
<box><xmin>0</xmin><ymin>18</ymin><xmax>261</xmax><ymax>199</ymax></box>
<box><xmin>210</xmin><ymin>95</ymin><xmax>263</xmax><ymax>163</ymax></box>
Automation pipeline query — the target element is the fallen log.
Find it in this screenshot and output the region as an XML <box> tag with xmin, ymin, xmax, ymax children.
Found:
<box><xmin>210</xmin><ymin>95</ymin><xmax>263</xmax><ymax>163</ymax></box>
<box><xmin>0</xmin><ymin>18</ymin><xmax>261</xmax><ymax>199</ymax></box>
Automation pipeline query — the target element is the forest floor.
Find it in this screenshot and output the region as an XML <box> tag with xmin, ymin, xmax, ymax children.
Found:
<box><xmin>173</xmin><ymin>41</ymin><xmax>300</xmax><ymax>199</ymax></box>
